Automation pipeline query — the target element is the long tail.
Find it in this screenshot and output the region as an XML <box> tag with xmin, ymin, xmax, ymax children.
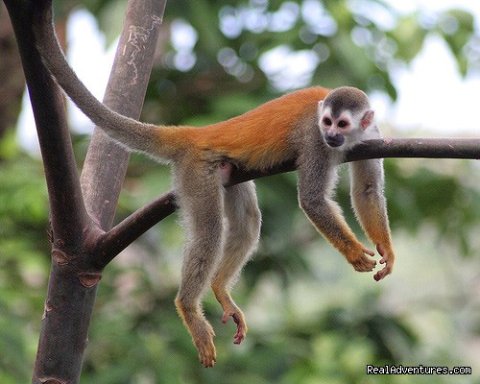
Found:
<box><xmin>32</xmin><ymin>4</ymin><xmax>169</xmax><ymax>158</ymax></box>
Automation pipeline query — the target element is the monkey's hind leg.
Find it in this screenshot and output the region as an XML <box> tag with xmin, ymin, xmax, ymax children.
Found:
<box><xmin>211</xmin><ymin>181</ymin><xmax>261</xmax><ymax>345</ymax></box>
<box><xmin>174</xmin><ymin>165</ymin><xmax>225</xmax><ymax>368</ymax></box>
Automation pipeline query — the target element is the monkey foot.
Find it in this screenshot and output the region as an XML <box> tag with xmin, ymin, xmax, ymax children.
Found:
<box><xmin>198</xmin><ymin>340</ymin><xmax>216</xmax><ymax>368</ymax></box>
<box><xmin>175</xmin><ymin>298</ymin><xmax>217</xmax><ymax>368</ymax></box>
<box><xmin>194</xmin><ymin>328</ymin><xmax>217</xmax><ymax>368</ymax></box>
<box><xmin>222</xmin><ymin>309</ymin><xmax>247</xmax><ymax>345</ymax></box>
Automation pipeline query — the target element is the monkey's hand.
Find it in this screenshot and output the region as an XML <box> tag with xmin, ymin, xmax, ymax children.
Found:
<box><xmin>347</xmin><ymin>244</ymin><xmax>377</xmax><ymax>272</ymax></box>
<box><xmin>373</xmin><ymin>244</ymin><xmax>394</xmax><ymax>281</ymax></box>
<box><xmin>221</xmin><ymin>303</ymin><xmax>248</xmax><ymax>345</ymax></box>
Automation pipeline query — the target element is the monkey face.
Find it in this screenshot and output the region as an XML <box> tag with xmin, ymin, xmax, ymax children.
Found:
<box><xmin>318</xmin><ymin>99</ymin><xmax>375</xmax><ymax>150</ymax></box>
<box><xmin>318</xmin><ymin>108</ymin><xmax>353</xmax><ymax>148</ymax></box>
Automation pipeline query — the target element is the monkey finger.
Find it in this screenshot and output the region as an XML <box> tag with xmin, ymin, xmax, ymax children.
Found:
<box><xmin>352</xmin><ymin>257</ymin><xmax>376</xmax><ymax>272</ymax></box>
<box><xmin>376</xmin><ymin>243</ymin><xmax>386</xmax><ymax>256</ymax></box>
<box><xmin>373</xmin><ymin>265</ymin><xmax>392</xmax><ymax>281</ymax></box>
<box><xmin>363</xmin><ymin>247</ymin><xmax>375</xmax><ymax>256</ymax></box>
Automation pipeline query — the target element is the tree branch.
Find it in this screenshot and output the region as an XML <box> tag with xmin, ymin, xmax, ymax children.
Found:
<box><xmin>81</xmin><ymin>0</ymin><xmax>167</xmax><ymax>231</ymax></box>
<box><xmin>4</xmin><ymin>0</ymin><xmax>89</xmax><ymax>247</ymax></box>
<box><xmin>97</xmin><ymin>137</ymin><xmax>480</xmax><ymax>263</ymax></box>
<box><xmin>345</xmin><ymin>138</ymin><xmax>480</xmax><ymax>161</ymax></box>
<box><xmin>97</xmin><ymin>191</ymin><xmax>177</xmax><ymax>265</ymax></box>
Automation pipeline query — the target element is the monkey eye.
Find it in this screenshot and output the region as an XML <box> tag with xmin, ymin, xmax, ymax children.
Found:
<box><xmin>323</xmin><ymin>117</ymin><xmax>332</xmax><ymax>126</ymax></box>
<box><xmin>337</xmin><ymin>120</ymin><xmax>349</xmax><ymax>128</ymax></box>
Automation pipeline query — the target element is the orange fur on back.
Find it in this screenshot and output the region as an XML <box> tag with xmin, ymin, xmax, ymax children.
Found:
<box><xmin>158</xmin><ymin>87</ymin><xmax>330</xmax><ymax>169</ymax></box>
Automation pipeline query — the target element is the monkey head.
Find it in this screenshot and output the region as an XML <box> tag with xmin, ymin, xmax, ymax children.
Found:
<box><xmin>318</xmin><ymin>86</ymin><xmax>375</xmax><ymax>149</ymax></box>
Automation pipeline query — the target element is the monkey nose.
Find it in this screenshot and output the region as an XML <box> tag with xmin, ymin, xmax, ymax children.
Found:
<box><xmin>325</xmin><ymin>134</ymin><xmax>345</xmax><ymax>147</ymax></box>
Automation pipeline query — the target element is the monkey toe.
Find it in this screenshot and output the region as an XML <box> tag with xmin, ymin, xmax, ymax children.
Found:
<box><xmin>197</xmin><ymin>337</ymin><xmax>217</xmax><ymax>368</ymax></box>
<box><xmin>232</xmin><ymin>313</ymin><xmax>247</xmax><ymax>344</ymax></box>
<box><xmin>200</xmin><ymin>349</ymin><xmax>216</xmax><ymax>368</ymax></box>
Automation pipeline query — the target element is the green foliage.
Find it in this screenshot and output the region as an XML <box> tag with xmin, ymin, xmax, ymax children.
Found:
<box><xmin>384</xmin><ymin>160</ymin><xmax>480</xmax><ymax>255</ymax></box>
<box><xmin>388</xmin><ymin>15</ymin><xmax>427</xmax><ymax>62</ymax></box>
<box><xmin>0</xmin><ymin>155</ymin><xmax>50</xmax><ymax>383</ymax></box>
<box><xmin>436</xmin><ymin>10</ymin><xmax>475</xmax><ymax>75</ymax></box>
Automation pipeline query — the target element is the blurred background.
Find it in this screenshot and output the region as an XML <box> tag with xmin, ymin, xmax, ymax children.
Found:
<box><xmin>1</xmin><ymin>0</ymin><xmax>480</xmax><ymax>383</ymax></box>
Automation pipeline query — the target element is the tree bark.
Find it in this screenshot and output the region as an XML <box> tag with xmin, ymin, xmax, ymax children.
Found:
<box><xmin>0</xmin><ymin>2</ymin><xmax>25</xmax><ymax>142</ymax></box>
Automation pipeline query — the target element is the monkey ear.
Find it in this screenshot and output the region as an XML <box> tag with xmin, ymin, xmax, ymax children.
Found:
<box><xmin>317</xmin><ymin>101</ymin><xmax>324</xmax><ymax>115</ymax></box>
<box><xmin>360</xmin><ymin>110</ymin><xmax>374</xmax><ymax>129</ymax></box>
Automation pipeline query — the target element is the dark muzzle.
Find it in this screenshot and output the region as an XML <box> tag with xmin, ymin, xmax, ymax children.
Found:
<box><xmin>325</xmin><ymin>134</ymin><xmax>345</xmax><ymax>147</ymax></box>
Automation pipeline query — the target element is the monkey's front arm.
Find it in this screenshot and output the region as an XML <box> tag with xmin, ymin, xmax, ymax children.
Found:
<box><xmin>297</xmin><ymin>158</ymin><xmax>377</xmax><ymax>274</ymax></box>
<box><xmin>349</xmin><ymin>159</ymin><xmax>395</xmax><ymax>280</ymax></box>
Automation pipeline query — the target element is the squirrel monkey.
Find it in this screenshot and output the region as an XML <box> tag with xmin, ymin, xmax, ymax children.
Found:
<box><xmin>33</xmin><ymin>10</ymin><xmax>395</xmax><ymax>368</ymax></box>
